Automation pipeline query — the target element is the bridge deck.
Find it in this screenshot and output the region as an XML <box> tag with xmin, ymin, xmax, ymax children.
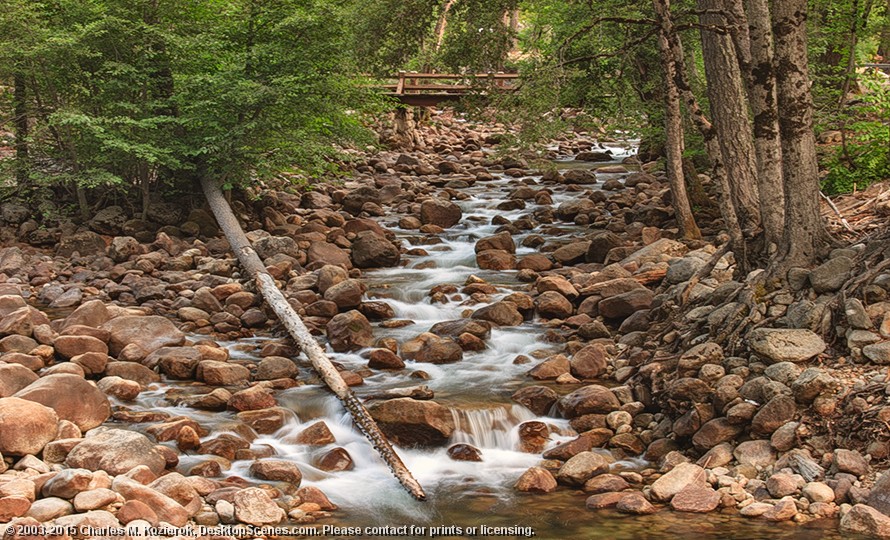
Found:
<box><xmin>377</xmin><ymin>72</ymin><xmax>519</xmax><ymax>106</ymax></box>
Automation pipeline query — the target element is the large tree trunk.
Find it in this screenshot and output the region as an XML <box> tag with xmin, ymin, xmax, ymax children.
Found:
<box><xmin>433</xmin><ymin>0</ymin><xmax>456</xmax><ymax>53</ymax></box>
<box><xmin>745</xmin><ymin>0</ymin><xmax>785</xmax><ymax>248</ymax></box>
<box><xmin>200</xmin><ymin>176</ymin><xmax>427</xmax><ymax>501</ymax></box>
<box><xmin>697</xmin><ymin>0</ymin><xmax>761</xmax><ymax>237</ymax></box>
<box><xmin>654</xmin><ymin>0</ymin><xmax>701</xmax><ymax>240</ymax></box>
<box><xmin>13</xmin><ymin>72</ymin><xmax>29</xmax><ymax>186</ymax></box>
<box><xmin>772</xmin><ymin>0</ymin><xmax>833</xmax><ymax>269</ymax></box>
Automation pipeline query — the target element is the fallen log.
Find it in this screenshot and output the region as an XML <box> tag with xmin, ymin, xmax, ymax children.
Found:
<box><xmin>201</xmin><ymin>177</ymin><xmax>426</xmax><ymax>501</ymax></box>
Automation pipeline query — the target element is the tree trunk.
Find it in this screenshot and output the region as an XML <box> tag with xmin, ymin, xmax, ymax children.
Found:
<box><xmin>13</xmin><ymin>72</ymin><xmax>29</xmax><ymax>186</ymax></box>
<box><xmin>772</xmin><ymin>0</ymin><xmax>833</xmax><ymax>269</ymax></box>
<box><xmin>200</xmin><ymin>176</ymin><xmax>426</xmax><ymax>501</ymax></box>
<box><xmin>433</xmin><ymin>0</ymin><xmax>456</xmax><ymax>53</ymax></box>
<box><xmin>697</xmin><ymin>0</ymin><xmax>762</xmax><ymax>237</ymax></box>
<box><xmin>745</xmin><ymin>0</ymin><xmax>785</xmax><ymax>248</ymax></box>
<box><xmin>653</xmin><ymin>0</ymin><xmax>701</xmax><ymax>240</ymax></box>
<box><xmin>879</xmin><ymin>0</ymin><xmax>890</xmax><ymax>58</ymax></box>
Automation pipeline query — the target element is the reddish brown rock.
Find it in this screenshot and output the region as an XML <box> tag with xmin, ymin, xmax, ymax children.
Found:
<box><xmin>293</xmin><ymin>421</ymin><xmax>336</xmax><ymax>446</ymax></box>
<box><xmin>326</xmin><ymin>310</ymin><xmax>374</xmax><ymax>352</ymax></box>
<box><xmin>557</xmin><ymin>385</ymin><xmax>621</xmax><ymax>417</ymax></box>
<box><xmin>400</xmin><ymin>333</ymin><xmax>462</xmax><ymax>364</ymax></box>
<box><xmin>670</xmin><ymin>485</ymin><xmax>721</xmax><ymax>513</ymax></box>
<box><xmin>367</xmin><ymin>398</ymin><xmax>455</xmax><ymax>447</ymax></box>
<box><xmin>228</xmin><ymin>385</ymin><xmax>276</xmax><ymax>412</ymax></box>
<box><xmin>315</xmin><ymin>448</ymin><xmax>354</xmax><ymax>472</ymax></box>
<box><xmin>14</xmin><ymin>374</ymin><xmax>109</xmax><ymax>431</ymax></box>
<box><xmin>249</xmin><ymin>460</ymin><xmax>303</xmax><ymax>485</ymax></box>
<box><xmin>0</xmin><ymin>397</ymin><xmax>57</xmax><ymax>457</ymax></box>
<box><xmin>100</xmin><ymin>315</ymin><xmax>185</xmax><ymax>357</ymax></box>
<box><xmin>514</xmin><ymin>467</ymin><xmax>557</xmax><ymax>493</ymax></box>
<box><xmin>66</xmin><ymin>428</ymin><xmax>166</xmax><ymax>475</ymax></box>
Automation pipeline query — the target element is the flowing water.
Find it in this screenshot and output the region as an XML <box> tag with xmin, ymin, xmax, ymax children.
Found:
<box><xmin>113</xmin><ymin>146</ymin><xmax>853</xmax><ymax>539</ymax></box>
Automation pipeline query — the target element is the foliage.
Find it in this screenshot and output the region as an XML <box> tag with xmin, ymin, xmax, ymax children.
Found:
<box><xmin>822</xmin><ymin>71</ymin><xmax>890</xmax><ymax>194</ymax></box>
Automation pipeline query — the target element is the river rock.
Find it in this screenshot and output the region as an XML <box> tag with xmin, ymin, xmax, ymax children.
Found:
<box><xmin>148</xmin><ymin>346</ymin><xmax>202</xmax><ymax>379</ymax></box>
<box><xmin>429</xmin><ymin>319</ymin><xmax>492</xmax><ymax>340</ymax></box>
<box><xmin>351</xmin><ymin>232</ymin><xmax>400</xmax><ymax>268</ymax></box>
<box><xmin>556</xmin><ymin>451</ymin><xmax>611</xmax><ymax>486</ymax></box>
<box><xmin>763</xmin><ymin>497</ymin><xmax>798</xmax><ymax>521</ymax></box>
<box><xmin>228</xmin><ymin>385</ymin><xmax>275</xmax><ymax>412</ymax></box>
<box><xmin>447</xmin><ymin>443</ymin><xmax>483</xmax><ymax>462</ymax></box>
<box><xmin>733</xmin><ymin>440</ymin><xmax>776</xmax><ymax>468</ymax></box>
<box><xmin>198</xmin><ymin>361</ymin><xmax>250</xmax><ymax>386</ymax></box>
<box><xmin>105</xmin><ymin>361</ymin><xmax>160</xmax><ymax>386</ymax></box>
<box><xmin>512</xmin><ymin>386</ymin><xmax>558</xmax><ymax>416</ymax></box>
<box><xmin>420</xmin><ymin>198</ymin><xmax>462</xmax><ymax>228</ymax></box>
<box><xmin>598</xmin><ymin>289</ymin><xmax>653</xmax><ymax>320</ymax></box>
<box><xmin>810</xmin><ymin>256</ymin><xmax>852</xmax><ymax>293</ymax></box>
<box><xmin>66</xmin><ymin>428</ymin><xmax>166</xmax><ymax>475</ymax></box>
<box><xmin>367</xmin><ymin>348</ymin><xmax>405</xmax><ymax>369</ymax></box>
<box><xmin>515</xmin><ymin>467</ymin><xmax>557</xmax><ymax>493</ymax></box>
<box><xmin>367</xmin><ymin>398</ymin><xmax>455</xmax><ymax>447</ymax></box>
<box><xmin>650</xmin><ymin>463</ymin><xmax>707</xmax><ymax>502</ymax></box>
<box><xmin>233</xmin><ymin>487</ymin><xmax>285</xmax><ymax>526</ymax></box>
<box><xmin>616</xmin><ymin>492</ymin><xmax>656</xmax><ymax>515</ymax></box>
<box><xmin>42</xmin><ymin>468</ymin><xmax>93</xmax><ymax>499</ymax></box>
<box><xmin>323</xmin><ymin>279</ymin><xmax>366</xmax><ymax>310</ymax></box>
<box><xmin>692</xmin><ymin>418</ymin><xmax>743</xmax><ymax>450</ymax></box>
<box><xmin>476</xmin><ymin>249</ymin><xmax>516</xmax><ymax>270</ymax></box>
<box><xmin>26</xmin><ymin>497</ymin><xmax>73</xmax><ymax>521</ymax></box>
<box><xmin>475</xmin><ymin>232</ymin><xmax>515</xmax><ymax>253</ymax></box>
<box><xmin>557</xmin><ymin>385</ymin><xmax>621</xmax><ymax>417</ymax></box>
<box><xmin>0</xmin><ymin>307</ymin><xmax>32</xmax><ymax>337</ymax></box>
<box><xmin>0</xmin><ymin>497</ymin><xmax>31</xmax><ymax>521</ymax></box>
<box><xmin>751</xmin><ymin>394</ymin><xmax>796</xmax><ymax>435</ymax></box>
<box><xmin>111</xmin><ymin>476</ymin><xmax>189</xmax><ymax>527</ymax></box>
<box><xmin>471</xmin><ymin>301</ymin><xmax>523</xmax><ymax>326</ymax></box>
<box><xmin>0</xmin><ymin>397</ymin><xmax>58</xmax><ymax>456</ymax></box>
<box><xmin>864</xmin><ymin>342</ymin><xmax>890</xmax><ymax>364</ymax></box>
<box><xmin>670</xmin><ymin>485</ymin><xmax>720</xmax><ymax>513</ymax></box>
<box><xmin>841</xmin><ymin>504</ymin><xmax>890</xmax><ymax>537</ymax></box>
<box><xmin>307</xmin><ymin>241</ymin><xmax>352</xmax><ymax>269</ymax></box>
<box><xmin>316</xmin><ymin>448</ymin><xmax>354</xmax><ymax>472</ymax></box>
<box><xmin>255</xmin><ymin>356</ymin><xmax>298</xmax><ymax>380</ymax></box>
<box><xmin>535</xmin><ymin>291</ymin><xmax>574</xmax><ymax>319</ymax></box>
<box><xmin>0</xmin><ymin>364</ymin><xmax>38</xmax><ymax>397</ymax></box>
<box><xmin>100</xmin><ymin>315</ymin><xmax>185</xmax><ymax>357</ymax></box>
<box><xmin>326</xmin><ymin>310</ymin><xmax>374</xmax><ymax>352</ymax></box>
<box><xmin>528</xmin><ymin>355</ymin><xmax>570</xmax><ymax>380</ymax></box>
<box><xmin>400</xmin><ymin>332</ymin><xmax>462</xmax><ymax>364</ymax></box>
<box><xmin>834</xmin><ymin>448</ymin><xmax>870</xmax><ymax>477</ymax></box>
<box><xmin>14</xmin><ymin>374</ymin><xmax>109</xmax><ymax>431</ymax></box>
<box><xmin>249</xmin><ymin>460</ymin><xmax>302</xmax><ymax>485</ymax></box>
<box><xmin>748</xmin><ymin>328</ymin><xmax>826</xmax><ymax>363</ymax></box>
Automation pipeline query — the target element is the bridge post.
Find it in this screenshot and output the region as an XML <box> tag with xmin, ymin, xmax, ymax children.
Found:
<box><xmin>396</xmin><ymin>71</ymin><xmax>406</xmax><ymax>94</ymax></box>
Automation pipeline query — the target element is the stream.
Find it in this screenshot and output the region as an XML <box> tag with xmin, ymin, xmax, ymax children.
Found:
<box><xmin>109</xmin><ymin>143</ymin><xmax>851</xmax><ymax>539</ymax></box>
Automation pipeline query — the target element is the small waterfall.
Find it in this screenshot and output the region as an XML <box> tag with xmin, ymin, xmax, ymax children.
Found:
<box><xmin>449</xmin><ymin>405</ymin><xmax>538</xmax><ymax>450</ymax></box>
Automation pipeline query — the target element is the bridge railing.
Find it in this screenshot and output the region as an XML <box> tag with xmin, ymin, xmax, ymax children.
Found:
<box><xmin>381</xmin><ymin>71</ymin><xmax>520</xmax><ymax>95</ymax></box>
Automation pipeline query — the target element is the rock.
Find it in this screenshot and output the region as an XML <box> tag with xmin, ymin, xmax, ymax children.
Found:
<box><xmin>255</xmin><ymin>356</ymin><xmax>297</xmax><ymax>380</ymax></box>
<box><xmin>56</xmin><ymin>231</ymin><xmax>106</xmax><ymax>257</ymax></box>
<box><xmin>367</xmin><ymin>348</ymin><xmax>405</xmax><ymax>369</ymax></box>
<box><xmin>326</xmin><ymin>310</ymin><xmax>374</xmax><ymax>352</ymax></box>
<box><xmin>751</xmin><ymin>394</ymin><xmax>796</xmax><ymax>435</ymax></box>
<box><xmin>108</xmin><ymin>236</ymin><xmax>141</xmax><ymax>263</ymax></box>
<box><xmin>583</xmin><ymin>473</ymin><xmax>630</xmax><ymax>494</ymax></box>
<box><xmin>72</xmin><ymin>488</ymin><xmax>119</xmax><ymax>512</ymax></box>
<box><xmin>198</xmin><ymin>361</ymin><xmax>250</xmax><ymax>386</ymax></box>
<box><xmin>556</xmin><ymin>451</ymin><xmax>611</xmax><ymax>486</ymax></box>
<box><xmin>650</xmin><ymin>463</ymin><xmax>707</xmax><ymax>502</ymax></box>
<box><xmin>868</xmin><ymin>470</ymin><xmax>890</xmax><ymax>515</ymax></box>
<box><xmin>351</xmin><ymin>232</ymin><xmax>400</xmax><ymax>268</ymax></box>
<box><xmin>253</xmin><ymin>236</ymin><xmax>300</xmax><ymax>261</ymax></box>
<box><xmin>66</xmin><ymin>428</ymin><xmax>166</xmax><ymax>475</ymax></box>
<box><xmin>315</xmin><ymin>448</ymin><xmax>354</xmax><ymax>472</ymax></box>
<box><xmin>666</xmin><ymin>257</ymin><xmax>706</xmax><ymax>284</ymax></box>
<box><xmin>557</xmin><ymin>385</ymin><xmax>621</xmax><ymax>417</ymax></box>
<box><xmin>535</xmin><ymin>291</ymin><xmax>573</xmax><ymax>319</ymax></box>
<box><xmin>42</xmin><ymin>469</ymin><xmax>94</xmax><ymax>499</ymax></box>
<box><xmin>429</xmin><ymin>319</ymin><xmax>492</xmax><ymax>340</ymax></box>
<box><xmin>763</xmin><ymin>497</ymin><xmax>798</xmax><ymax>521</ymax></box>
<box><xmin>835</xmin><ymin>449</ymin><xmax>870</xmax><ymax>477</ymax></box>
<box><xmin>117</xmin><ymin>500</ymin><xmax>158</xmax><ymax>525</ymax></box>
<box><xmin>767</xmin><ymin>473</ymin><xmax>801</xmax><ymax>497</ymax></box>
<box><xmin>528</xmin><ymin>355</ymin><xmax>570</xmax><ymax>380</ymax></box>
<box><xmin>307</xmin><ymin>241</ymin><xmax>351</xmax><ymax>268</ymax></box>
<box><xmin>692</xmin><ymin>418</ymin><xmax>742</xmax><ymax>450</ymax></box>
<box><xmin>420</xmin><ymin>198</ymin><xmax>462</xmax><ymax>228</ymax></box>
<box><xmin>748</xmin><ymin>328</ymin><xmax>826</xmax><ymax>363</ymax></box>
<box><xmin>14</xmin><ymin>374</ymin><xmax>110</xmax><ymax>431</ymax></box>
<box><xmin>0</xmin><ymin>497</ymin><xmax>31</xmax><ymax>521</ymax></box>
<box><xmin>585</xmin><ymin>492</ymin><xmax>626</xmax><ymax>509</ymax></box>
<box><xmin>841</xmin><ymin>504</ymin><xmax>890</xmax><ymax>537</ymax></box>
<box><xmin>228</xmin><ymin>385</ymin><xmax>275</xmax><ymax>412</ymax></box>
<box><xmin>616</xmin><ymin>492</ymin><xmax>657</xmax><ymax>515</ymax></box>
<box><xmin>111</xmin><ymin>476</ymin><xmax>188</xmax><ymax>527</ymax></box>
<box><xmin>810</xmin><ymin>256</ymin><xmax>853</xmax><ymax>293</ymax></box>
<box><xmin>89</xmin><ymin>206</ymin><xmax>128</xmax><ymax>235</ymax></box>
<box><xmin>26</xmin><ymin>497</ymin><xmax>73</xmax><ymax>521</ymax></box>
<box><xmin>0</xmin><ymin>397</ymin><xmax>58</xmax><ymax>456</ymax></box>
<box><xmin>670</xmin><ymin>485</ymin><xmax>721</xmax><ymax>513</ymax></box>
<box><xmin>400</xmin><ymin>333</ymin><xmax>462</xmax><ymax>364</ymax></box>
<box><xmin>791</xmin><ymin>367</ymin><xmax>836</xmax><ymax>403</ymax></box>
<box><xmin>0</xmin><ymin>307</ymin><xmax>32</xmax><ymax>337</ymax></box>
<box><xmin>323</xmin><ymin>279</ymin><xmax>366</xmax><ymax>310</ymax></box>
<box><xmin>471</xmin><ymin>301</ymin><xmax>523</xmax><ymax>327</ymax></box>
<box><xmin>0</xmin><ymin>364</ymin><xmax>38</xmax><ymax>397</ymax></box>
<box><xmin>864</xmin><ymin>342</ymin><xmax>890</xmax><ymax>364</ymax></box>
<box><xmin>249</xmin><ymin>460</ymin><xmax>302</xmax><ymax>485</ymax></box>
<box><xmin>802</xmin><ymin>481</ymin><xmax>835</xmax><ymax>503</ymax></box>
<box><xmin>598</xmin><ymin>289</ymin><xmax>654</xmax><ymax>319</ymax></box>
<box><xmin>447</xmin><ymin>444</ymin><xmax>483</xmax><ymax>462</ymax></box>
<box><xmin>515</xmin><ymin>467</ymin><xmax>557</xmax><ymax>493</ymax></box>
<box><xmin>476</xmin><ymin>249</ymin><xmax>516</xmax><ymax>270</ymax></box>
<box><xmin>233</xmin><ymin>487</ymin><xmax>285</xmax><ymax>526</ymax></box>
<box><xmin>511</xmin><ymin>386</ymin><xmax>558</xmax><ymax>416</ymax></box>
<box><xmin>148</xmin><ymin>346</ymin><xmax>202</xmax><ymax>379</ymax></box>
<box><xmin>101</xmin><ymin>315</ymin><xmax>185</xmax><ymax>357</ymax></box>
<box><xmin>293</xmin><ymin>421</ymin><xmax>335</xmax><ymax>446</ymax></box>
<box><xmin>586</xmin><ymin>232</ymin><xmax>625</xmax><ymax>264</ymax></box>
<box><xmin>553</xmin><ymin>242</ymin><xmax>591</xmax><ymax>265</ymax></box>
<box><xmin>53</xmin><ymin>335</ymin><xmax>108</xmax><ymax>360</ymax></box>
<box><xmin>105</xmin><ymin>361</ymin><xmax>160</xmax><ymax>386</ymax></box>
<box><xmin>733</xmin><ymin>440</ymin><xmax>776</xmax><ymax>468</ymax></box>
<box><xmin>367</xmin><ymin>398</ymin><xmax>455</xmax><ymax>447</ymax></box>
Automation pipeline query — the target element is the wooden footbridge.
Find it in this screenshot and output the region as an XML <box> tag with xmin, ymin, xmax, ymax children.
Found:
<box><xmin>378</xmin><ymin>71</ymin><xmax>519</xmax><ymax>106</ymax></box>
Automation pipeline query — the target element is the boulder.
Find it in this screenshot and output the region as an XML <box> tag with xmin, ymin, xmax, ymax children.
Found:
<box><xmin>307</xmin><ymin>242</ymin><xmax>352</xmax><ymax>269</ymax></box>
<box><xmin>557</xmin><ymin>385</ymin><xmax>620</xmax><ymax>417</ymax></box>
<box><xmin>810</xmin><ymin>256</ymin><xmax>853</xmax><ymax>293</ymax></box>
<box><xmin>420</xmin><ymin>199</ymin><xmax>462</xmax><ymax>228</ymax></box>
<box><xmin>323</xmin><ymin>279</ymin><xmax>366</xmax><ymax>310</ymax></box>
<box><xmin>598</xmin><ymin>289</ymin><xmax>653</xmax><ymax>319</ymax></box>
<box><xmin>326</xmin><ymin>310</ymin><xmax>374</xmax><ymax>352</ymax></box>
<box><xmin>100</xmin><ymin>316</ymin><xmax>185</xmax><ymax>357</ymax></box>
<box><xmin>515</xmin><ymin>467</ymin><xmax>557</xmax><ymax>493</ymax></box>
<box><xmin>571</xmin><ymin>344</ymin><xmax>608</xmax><ymax>379</ymax></box>
<box><xmin>0</xmin><ymin>364</ymin><xmax>38</xmax><ymax>397</ymax></box>
<box><xmin>367</xmin><ymin>398</ymin><xmax>455</xmax><ymax>447</ymax></box>
<box><xmin>14</xmin><ymin>374</ymin><xmax>110</xmax><ymax>431</ymax></box>
<box><xmin>556</xmin><ymin>451</ymin><xmax>611</xmax><ymax>486</ymax></box>
<box><xmin>841</xmin><ymin>504</ymin><xmax>890</xmax><ymax>537</ymax></box>
<box><xmin>53</xmin><ymin>335</ymin><xmax>108</xmax><ymax>360</ymax></box>
<box><xmin>511</xmin><ymin>386</ymin><xmax>558</xmax><ymax>416</ymax></box>
<box><xmin>66</xmin><ymin>428</ymin><xmax>166</xmax><ymax>475</ymax></box>
<box><xmin>111</xmin><ymin>476</ymin><xmax>188</xmax><ymax>527</ymax></box>
<box><xmin>471</xmin><ymin>301</ymin><xmax>523</xmax><ymax>327</ymax></box>
<box><xmin>250</xmin><ymin>460</ymin><xmax>303</xmax><ymax>485</ymax></box>
<box><xmin>476</xmin><ymin>250</ymin><xmax>516</xmax><ymax>270</ymax></box>
<box><xmin>400</xmin><ymin>333</ymin><xmax>463</xmax><ymax>364</ymax></box>
<box><xmin>198</xmin><ymin>361</ymin><xmax>250</xmax><ymax>386</ymax></box>
<box><xmin>748</xmin><ymin>328</ymin><xmax>826</xmax><ymax>363</ymax></box>
<box><xmin>351</xmin><ymin>232</ymin><xmax>400</xmax><ymax>268</ymax></box>
<box><xmin>650</xmin><ymin>463</ymin><xmax>707</xmax><ymax>502</ymax></box>
<box><xmin>534</xmin><ymin>291</ymin><xmax>573</xmax><ymax>319</ymax></box>
<box><xmin>0</xmin><ymin>397</ymin><xmax>58</xmax><ymax>456</ymax></box>
<box><xmin>670</xmin><ymin>485</ymin><xmax>721</xmax><ymax>513</ymax></box>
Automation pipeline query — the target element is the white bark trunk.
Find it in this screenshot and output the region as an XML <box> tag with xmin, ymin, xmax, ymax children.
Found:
<box><xmin>200</xmin><ymin>176</ymin><xmax>427</xmax><ymax>501</ymax></box>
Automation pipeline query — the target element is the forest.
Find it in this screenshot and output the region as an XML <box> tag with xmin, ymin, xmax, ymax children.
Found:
<box><xmin>2</xmin><ymin>0</ymin><xmax>890</xmax><ymax>539</ymax></box>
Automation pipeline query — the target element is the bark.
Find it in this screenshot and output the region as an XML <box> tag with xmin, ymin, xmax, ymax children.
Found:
<box><xmin>697</xmin><ymin>0</ymin><xmax>761</xmax><ymax>237</ymax></box>
<box><xmin>13</xmin><ymin>72</ymin><xmax>29</xmax><ymax>186</ymax></box>
<box><xmin>772</xmin><ymin>0</ymin><xmax>833</xmax><ymax>268</ymax></box>
<box><xmin>200</xmin><ymin>176</ymin><xmax>427</xmax><ymax>501</ymax></box>
<box><xmin>433</xmin><ymin>0</ymin><xmax>456</xmax><ymax>53</ymax></box>
<box><xmin>880</xmin><ymin>0</ymin><xmax>890</xmax><ymax>58</ymax></box>
<box><xmin>653</xmin><ymin>0</ymin><xmax>701</xmax><ymax>240</ymax></box>
<box><xmin>745</xmin><ymin>0</ymin><xmax>785</xmax><ymax>247</ymax></box>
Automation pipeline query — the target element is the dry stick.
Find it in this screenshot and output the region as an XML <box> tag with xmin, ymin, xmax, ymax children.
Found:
<box><xmin>820</xmin><ymin>191</ymin><xmax>856</xmax><ymax>233</ymax></box>
<box><xmin>200</xmin><ymin>177</ymin><xmax>427</xmax><ymax>501</ymax></box>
